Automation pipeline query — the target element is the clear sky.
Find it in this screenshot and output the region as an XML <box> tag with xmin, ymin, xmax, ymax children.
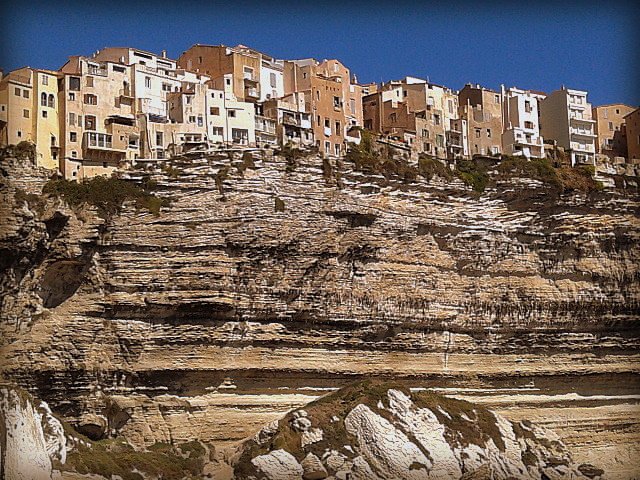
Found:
<box><xmin>1</xmin><ymin>0</ymin><xmax>637</xmax><ymax>108</ymax></box>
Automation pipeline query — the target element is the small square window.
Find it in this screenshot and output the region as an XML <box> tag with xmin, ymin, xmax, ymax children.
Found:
<box><xmin>42</xmin><ymin>75</ymin><xmax>48</xmax><ymax>85</ymax></box>
<box><xmin>228</xmin><ymin>110</ymin><xmax>236</xmax><ymax>118</ymax></box>
<box><xmin>70</xmin><ymin>132</ymin><xmax>77</xmax><ymax>142</ymax></box>
<box><xmin>42</xmin><ymin>110</ymin><xmax>48</xmax><ymax>118</ymax></box>
<box><xmin>23</xmin><ymin>90</ymin><xmax>29</xmax><ymax>99</ymax></box>
<box><xmin>14</xmin><ymin>88</ymin><xmax>20</xmax><ymax>96</ymax></box>
<box><xmin>23</xmin><ymin>109</ymin><xmax>29</xmax><ymax>118</ymax></box>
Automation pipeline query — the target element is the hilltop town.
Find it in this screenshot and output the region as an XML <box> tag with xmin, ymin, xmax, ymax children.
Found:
<box><xmin>1</xmin><ymin>43</ymin><xmax>638</xmax><ymax>182</ymax></box>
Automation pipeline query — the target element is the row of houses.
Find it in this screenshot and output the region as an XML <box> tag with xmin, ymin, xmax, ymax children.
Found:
<box><xmin>1</xmin><ymin>43</ymin><xmax>638</xmax><ymax>180</ymax></box>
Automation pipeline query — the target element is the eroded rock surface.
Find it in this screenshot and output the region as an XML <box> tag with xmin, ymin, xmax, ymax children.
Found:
<box><xmin>1</xmin><ymin>151</ymin><xmax>639</xmax><ymax>477</ymax></box>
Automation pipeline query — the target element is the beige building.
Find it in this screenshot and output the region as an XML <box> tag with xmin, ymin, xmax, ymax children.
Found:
<box><xmin>262</xmin><ymin>93</ymin><xmax>314</xmax><ymax>148</ymax></box>
<box><xmin>593</xmin><ymin>103</ymin><xmax>634</xmax><ymax>159</ymax></box>
<box><xmin>0</xmin><ymin>67</ymin><xmax>61</xmax><ymax>170</ymax></box>
<box><xmin>625</xmin><ymin>107</ymin><xmax>640</xmax><ymax>162</ymax></box>
<box><xmin>59</xmin><ymin>56</ymin><xmax>137</xmax><ymax>179</ymax></box>
<box><xmin>284</xmin><ymin>58</ymin><xmax>363</xmax><ymax>156</ymax></box>
<box><xmin>458</xmin><ymin>84</ymin><xmax>503</xmax><ymax>157</ymax></box>
<box><xmin>539</xmin><ymin>87</ymin><xmax>596</xmax><ymax>165</ymax></box>
<box><xmin>177</xmin><ymin>44</ymin><xmax>285</xmax><ymax>104</ymax></box>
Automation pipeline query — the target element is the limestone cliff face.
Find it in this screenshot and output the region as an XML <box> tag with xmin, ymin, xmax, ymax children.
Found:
<box><xmin>0</xmin><ymin>386</ymin><xmax>67</xmax><ymax>480</ymax></box>
<box><xmin>0</xmin><ymin>151</ymin><xmax>639</xmax><ymax>472</ymax></box>
<box><xmin>230</xmin><ymin>381</ymin><xmax>598</xmax><ymax>480</ymax></box>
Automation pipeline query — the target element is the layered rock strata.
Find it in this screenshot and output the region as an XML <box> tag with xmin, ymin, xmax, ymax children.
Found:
<box><xmin>1</xmin><ymin>151</ymin><xmax>639</xmax><ymax>477</ymax></box>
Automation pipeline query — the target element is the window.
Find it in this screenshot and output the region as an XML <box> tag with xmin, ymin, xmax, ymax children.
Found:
<box><xmin>303</xmin><ymin>72</ymin><xmax>307</xmax><ymax>79</ymax></box>
<box><xmin>85</xmin><ymin>115</ymin><xmax>96</xmax><ymax>130</ymax></box>
<box><xmin>608</xmin><ymin>121</ymin><xmax>614</xmax><ymax>130</ymax></box>
<box><xmin>524</xmin><ymin>121</ymin><xmax>534</xmax><ymax>129</ymax></box>
<box><xmin>145</xmin><ymin>76</ymin><xmax>151</xmax><ymax>89</ymax></box>
<box><xmin>434</xmin><ymin>114</ymin><xmax>441</xmax><ymax>125</ymax></box>
<box><xmin>189</xmin><ymin>115</ymin><xmax>196</xmax><ymax>123</ymax></box>
<box><xmin>84</xmin><ymin>94</ymin><xmax>97</xmax><ymax>105</ymax></box>
<box><xmin>335</xmin><ymin>121</ymin><xmax>341</xmax><ymax>135</ymax></box>
<box><xmin>615</xmin><ymin>109</ymin><xmax>620</xmax><ymax>115</ymax></box>
<box><xmin>86</xmin><ymin>76</ymin><xmax>94</xmax><ymax>87</ymax></box>
<box><xmin>42</xmin><ymin>110</ymin><xmax>47</xmax><ymax>118</ymax></box>
<box><xmin>23</xmin><ymin>109</ymin><xmax>29</xmax><ymax>118</ymax></box>
<box><xmin>228</xmin><ymin>110</ymin><xmax>236</xmax><ymax>118</ymax></box>
<box><xmin>42</xmin><ymin>75</ymin><xmax>48</xmax><ymax>85</ymax></box>
<box><xmin>48</xmin><ymin>94</ymin><xmax>55</xmax><ymax>108</ymax></box>
<box><xmin>41</xmin><ymin>92</ymin><xmax>47</xmax><ymax>106</ymax></box>
<box><xmin>486</xmin><ymin>129</ymin><xmax>491</xmax><ymax>138</ymax></box>
<box><xmin>324</xmin><ymin>118</ymin><xmax>330</xmax><ymax>128</ymax></box>
<box><xmin>350</xmin><ymin>98</ymin><xmax>356</xmax><ymax>114</ymax></box>
<box><xmin>70</xmin><ymin>132</ymin><xmax>77</xmax><ymax>142</ymax></box>
<box><xmin>525</xmin><ymin>134</ymin><xmax>532</xmax><ymax>143</ymax></box>
<box><xmin>448</xmin><ymin>99</ymin><xmax>454</xmax><ymax>114</ymax></box>
<box><xmin>197</xmin><ymin>116</ymin><xmax>203</xmax><ymax>127</ymax></box>
<box><xmin>210</xmin><ymin>107</ymin><xmax>220</xmax><ymax>115</ymax></box>
<box><xmin>211</xmin><ymin>127</ymin><xmax>223</xmax><ymax>136</ymax></box>
<box><xmin>334</xmin><ymin>144</ymin><xmax>341</xmax><ymax>155</ymax></box>
<box><xmin>325</xmin><ymin>141</ymin><xmax>331</xmax><ymax>152</ymax></box>
<box><xmin>603</xmin><ymin>109</ymin><xmax>608</xmax><ymax>119</ymax></box>
<box><xmin>17</xmin><ymin>130</ymin><xmax>22</xmax><ymax>138</ymax></box>
<box><xmin>316</xmin><ymin>90</ymin><xmax>320</xmax><ymax>100</ymax></box>
<box><xmin>71</xmin><ymin>150</ymin><xmax>77</xmax><ymax>158</ymax></box>
<box><xmin>270</xmin><ymin>72</ymin><xmax>277</xmax><ymax>88</ymax></box>
<box><xmin>475</xmin><ymin>129</ymin><xmax>481</xmax><ymax>138</ymax></box>
<box><xmin>69</xmin><ymin>92</ymin><xmax>75</xmax><ymax>101</ymax></box>
<box><xmin>23</xmin><ymin>90</ymin><xmax>29</xmax><ymax>99</ymax></box>
<box><xmin>156</xmin><ymin>132</ymin><xmax>163</xmax><ymax>146</ymax></box>
<box><xmin>436</xmin><ymin>135</ymin><xmax>444</xmax><ymax>147</ymax></box>
<box><xmin>333</xmin><ymin>96</ymin><xmax>341</xmax><ymax>108</ymax></box>
<box><xmin>390</xmin><ymin>113</ymin><xmax>397</xmax><ymax>123</ymax></box>
<box><xmin>14</xmin><ymin>88</ymin><xmax>20</xmax><ymax>96</ymax></box>
<box><xmin>225</xmin><ymin>78</ymin><xmax>231</xmax><ymax>85</ymax></box>
<box><xmin>525</xmin><ymin>100</ymin><xmax>531</xmax><ymax>113</ymax></box>
<box><xmin>69</xmin><ymin>77</ymin><xmax>80</xmax><ymax>91</ymax></box>
<box><xmin>162</xmin><ymin>83</ymin><xmax>171</xmax><ymax>92</ymax></box>
<box><xmin>185</xmin><ymin>96</ymin><xmax>192</xmax><ymax>105</ymax></box>
<box><xmin>317</xmin><ymin>115</ymin><xmax>321</xmax><ymax>125</ymax></box>
<box><xmin>494</xmin><ymin>95</ymin><xmax>500</xmax><ymax>104</ymax></box>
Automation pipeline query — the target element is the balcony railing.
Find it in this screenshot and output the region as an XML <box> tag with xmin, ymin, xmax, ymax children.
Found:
<box><xmin>282</xmin><ymin>114</ymin><xmax>300</xmax><ymax>127</ymax></box>
<box><xmin>88</xmin><ymin>66</ymin><xmax>108</xmax><ymax>77</ymax></box>
<box><xmin>245</xmin><ymin>87</ymin><xmax>259</xmax><ymax>98</ymax></box>
<box><xmin>243</xmin><ymin>71</ymin><xmax>258</xmax><ymax>82</ymax></box>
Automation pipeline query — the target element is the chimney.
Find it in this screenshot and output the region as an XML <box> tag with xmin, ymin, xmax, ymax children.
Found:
<box><xmin>161</xmin><ymin>49</ymin><xmax>167</xmax><ymax>58</ymax></box>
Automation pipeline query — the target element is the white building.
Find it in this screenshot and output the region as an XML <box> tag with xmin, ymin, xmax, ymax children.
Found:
<box><xmin>501</xmin><ymin>86</ymin><xmax>545</xmax><ymax>158</ymax></box>
<box><xmin>539</xmin><ymin>87</ymin><xmax>596</xmax><ymax>165</ymax></box>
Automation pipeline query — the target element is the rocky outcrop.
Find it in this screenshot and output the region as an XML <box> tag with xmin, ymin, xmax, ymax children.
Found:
<box><xmin>1</xmin><ymin>150</ymin><xmax>639</xmax><ymax>477</ymax></box>
<box><xmin>0</xmin><ymin>386</ymin><xmax>67</xmax><ymax>480</ymax></box>
<box><xmin>232</xmin><ymin>380</ymin><xmax>599</xmax><ymax>480</ymax></box>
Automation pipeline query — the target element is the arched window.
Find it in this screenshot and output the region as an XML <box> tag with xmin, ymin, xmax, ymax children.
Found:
<box><xmin>48</xmin><ymin>94</ymin><xmax>55</xmax><ymax>108</ymax></box>
<box><xmin>41</xmin><ymin>92</ymin><xmax>47</xmax><ymax>106</ymax></box>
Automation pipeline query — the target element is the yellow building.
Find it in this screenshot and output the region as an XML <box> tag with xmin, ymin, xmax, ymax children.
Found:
<box><xmin>592</xmin><ymin>103</ymin><xmax>634</xmax><ymax>159</ymax></box>
<box><xmin>0</xmin><ymin>67</ymin><xmax>61</xmax><ymax>170</ymax></box>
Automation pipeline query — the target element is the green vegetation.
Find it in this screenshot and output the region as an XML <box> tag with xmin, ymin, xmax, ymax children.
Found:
<box><xmin>454</xmin><ymin>158</ymin><xmax>490</xmax><ymax>192</ymax></box>
<box><xmin>42</xmin><ymin>175</ymin><xmax>168</xmax><ymax>218</ymax></box>
<box><xmin>280</xmin><ymin>143</ymin><xmax>305</xmax><ymax>172</ymax></box>
<box><xmin>62</xmin><ymin>438</ymin><xmax>207</xmax><ymax>480</ymax></box>
<box><xmin>418</xmin><ymin>155</ymin><xmax>453</xmax><ymax>181</ymax></box>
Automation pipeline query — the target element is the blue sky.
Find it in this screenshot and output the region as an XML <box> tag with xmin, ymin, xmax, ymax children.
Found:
<box><xmin>1</xmin><ymin>0</ymin><xmax>638</xmax><ymax>107</ymax></box>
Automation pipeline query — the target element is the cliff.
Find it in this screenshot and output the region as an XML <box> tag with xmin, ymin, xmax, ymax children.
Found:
<box><xmin>1</xmin><ymin>149</ymin><xmax>639</xmax><ymax>477</ymax></box>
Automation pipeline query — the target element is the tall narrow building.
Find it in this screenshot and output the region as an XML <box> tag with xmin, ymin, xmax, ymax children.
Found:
<box><xmin>539</xmin><ymin>87</ymin><xmax>596</xmax><ymax>166</ymax></box>
<box><xmin>500</xmin><ymin>86</ymin><xmax>545</xmax><ymax>158</ymax></box>
<box><xmin>458</xmin><ymin>84</ymin><xmax>503</xmax><ymax>157</ymax></box>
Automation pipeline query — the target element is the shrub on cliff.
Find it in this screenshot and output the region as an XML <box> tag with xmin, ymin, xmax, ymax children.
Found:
<box><xmin>454</xmin><ymin>159</ymin><xmax>489</xmax><ymax>192</ymax></box>
<box><xmin>43</xmin><ymin>175</ymin><xmax>168</xmax><ymax>217</ymax></box>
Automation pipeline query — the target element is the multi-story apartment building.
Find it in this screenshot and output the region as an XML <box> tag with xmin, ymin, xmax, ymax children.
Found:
<box><xmin>458</xmin><ymin>84</ymin><xmax>503</xmax><ymax>157</ymax></box>
<box><xmin>262</xmin><ymin>93</ymin><xmax>314</xmax><ymax>148</ymax></box>
<box><xmin>284</xmin><ymin>58</ymin><xmax>363</xmax><ymax>156</ymax></box>
<box><xmin>500</xmin><ymin>86</ymin><xmax>545</xmax><ymax>158</ymax></box>
<box><xmin>539</xmin><ymin>87</ymin><xmax>596</xmax><ymax>165</ymax></box>
<box><xmin>59</xmin><ymin>56</ymin><xmax>137</xmax><ymax>179</ymax></box>
<box><xmin>592</xmin><ymin>103</ymin><xmax>634</xmax><ymax>159</ymax></box>
<box><xmin>0</xmin><ymin>67</ymin><xmax>61</xmax><ymax>170</ymax></box>
<box><xmin>625</xmin><ymin>107</ymin><xmax>640</xmax><ymax>162</ymax></box>
<box><xmin>177</xmin><ymin>44</ymin><xmax>285</xmax><ymax>104</ymax></box>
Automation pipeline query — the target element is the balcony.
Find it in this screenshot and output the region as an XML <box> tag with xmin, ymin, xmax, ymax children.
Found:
<box><xmin>245</xmin><ymin>87</ymin><xmax>259</xmax><ymax>99</ymax></box>
<box><xmin>571</xmin><ymin>142</ymin><xmax>595</xmax><ymax>153</ymax></box>
<box><xmin>255</xmin><ymin>116</ymin><xmax>276</xmax><ymax>134</ymax></box>
<box><xmin>282</xmin><ymin>114</ymin><xmax>300</xmax><ymax>127</ymax></box>
<box><xmin>83</xmin><ymin>131</ymin><xmax>126</xmax><ymax>151</ymax></box>
<box><xmin>119</xmin><ymin>87</ymin><xmax>134</xmax><ymax>99</ymax></box>
<box><xmin>243</xmin><ymin>71</ymin><xmax>258</xmax><ymax>82</ymax></box>
<box><xmin>87</xmin><ymin>65</ymin><xmax>108</xmax><ymax>77</ymax></box>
